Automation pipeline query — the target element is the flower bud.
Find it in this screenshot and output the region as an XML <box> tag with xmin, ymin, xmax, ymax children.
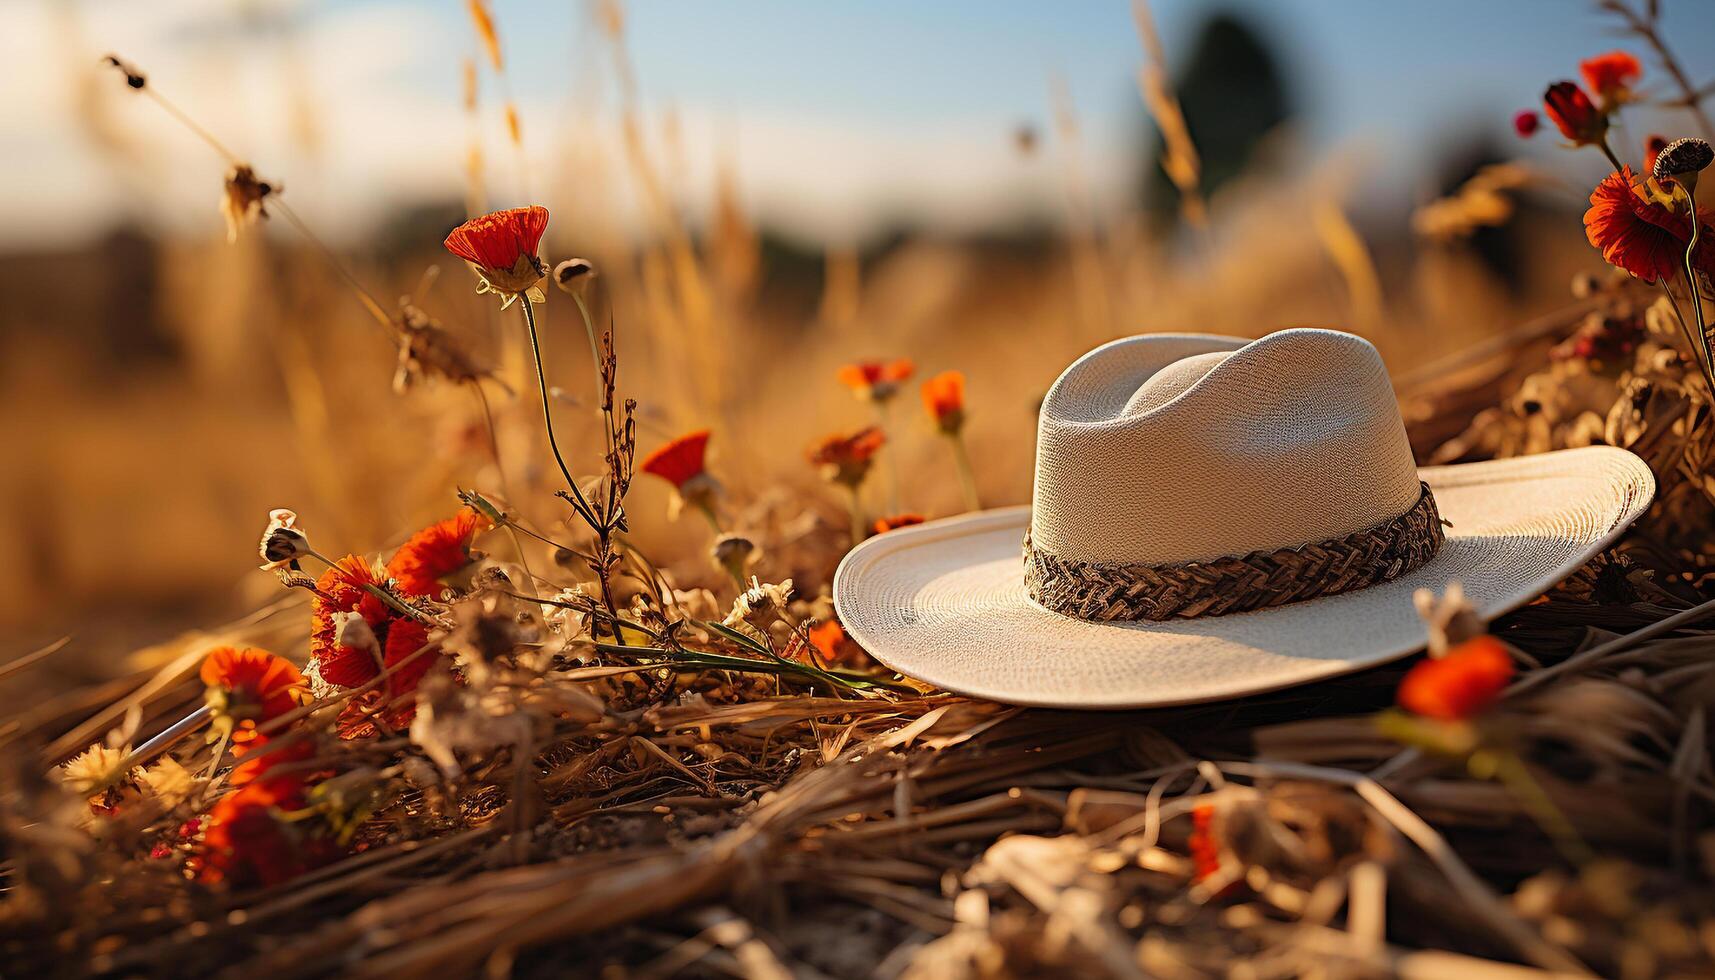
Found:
<box><xmin>711</xmin><ymin>533</ymin><xmax>756</xmax><ymax>582</ymax></box>
<box><xmin>553</xmin><ymin>257</ymin><xmax>597</xmax><ymax>298</ymax></box>
<box><xmin>1542</xmin><ymin>81</ymin><xmax>1606</xmax><ymax>146</ymax></box>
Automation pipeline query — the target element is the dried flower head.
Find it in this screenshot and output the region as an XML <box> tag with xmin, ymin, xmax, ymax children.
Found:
<box><xmin>1412</xmin><ymin>582</ymin><xmax>1484</xmax><ymax>657</ymax></box>
<box><xmin>724</xmin><ymin>577</ymin><xmax>794</xmax><ymax>634</ymax></box>
<box><xmin>921</xmin><ymin>371</ymin><xmax>967</xmax><ymax>435</ymax></box>
<box><xmin>1585</xmin><ymin>167</ymin><xmax>1715</xmax><ymax>281</ymax></box>
<box><xmin>872</xmin><ymin>514</ymin><xmax>926</xmax><ymax>534</ymax></box>
<box><xmin>221</xmin><ymin>165</ymin><xmax>276</xmax><ymax>244</ymax></box>
<box><xmin>258</xmin><ymin>509</ymin><xmax>310</xmax><ymax>570</ymax></box>
<box><xmin>59</xmin><ymin>744</ymin><xmax>135</xmax><ymax>800</ymax></box>
<box><xmin>1542</xmin><ymin>81</ymin><xmax>1606</xmax><ymax>146</ymax></box>
<box><xmin>138</xmin><ymin>756</ymin><xmax>197</xmax><ymax>808</ymax></box>
<box><xmin>102</xmin><ymin>54</ymin><xmax>147</xmax><ymax>89</ymax></box>
<box><xmin>1397</xmin><ymin>634</ymin><xmax>1515</xmax><ymax>721</ymax></box>
<box><xmin>553</xmin><ymin>257</ymin><xmax>597</xmax><ymax>298</ymax></box>
<box><xmin>392</xmin><ymin>303</ymin><xmax>487</xmax><ymax>393</ymax></box>
<box><xmin>443</xmin><ymin>205</ymin><xmax>550</xmax><ymax>307</ymax></box>
<box><xmin>1579</xmin><ymin>50</ymin><xmax>1642</xmax><ymax>106</ymax></box>
<box><xmin>808</xmin><ymin>427</ymin><xmax>886</xmax><ymax>488</ymax></box>
<box><xmin>837</xmin><ymin>359</ymin><xmax>915</xmax><ymax>402</ymax></box>
<box><xmin>711</xmin><ymin>533</ymin><xmax>757</xmax><ymax>581</ymax></box>
<box><xmin>1652</xmin><ymin>137</ymin><xmax>1714</xmax><ymax>188</ymax></box>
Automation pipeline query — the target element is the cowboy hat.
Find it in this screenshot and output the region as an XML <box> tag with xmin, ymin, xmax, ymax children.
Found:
<box><xmin>833</xmin><ymin>328</ymin><xmax>1654</xmax><ymax>708</ymax></box>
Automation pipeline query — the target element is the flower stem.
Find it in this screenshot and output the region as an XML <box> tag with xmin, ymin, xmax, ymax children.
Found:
<box><xmin>846</xmin><ymin>485</ymin><xmax>866</xmax><ymax>546</ymax></box>
<box><xmin>1596</xmin><ymin>137</ymin><xmax>1625</xmax><ymax>175</ymax></box>
<box><xmin>949</xmin><ymin>432</ymin><xmax>981</xmax><ymax>512</ymax></box>
<box><xmin>517</xmin><ymin>295</ymin><xmax>588</xmax><ymax>511</ymax></box>
<box><xmin>572</xmin><ymin>293</ymin><xmax>615</xmax><ymax>463</ymax></box>
<box><xmin>1678</xmin><ymin>184</ymin><xmax>1715</xmax><ymax>390</ymax></box>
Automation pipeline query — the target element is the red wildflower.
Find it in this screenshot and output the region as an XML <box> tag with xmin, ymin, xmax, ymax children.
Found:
<box><xmin>1397</xmin><ymin>635</ymin><xmax>1515</xmax><ymax>721</ymax></box>
<box><xmin>808</xmin><ymin>427</ymin><xmax>886</xmax><ymax>487</ymax></box>
<box><xmin>1644</xmin><ymin>135</ymin><xmax>1669</xmax><ymax>176</ymax></box>
<box><xmin>837</xmin><ymin>358</ymin><xmax>915</xmax><ymax>400</ymax></box>
<box><xmin>443</xmin><ymin>205</ymin><xmax>550</xmax><ymax>297</ymax></box>
<box><xmin>640</xmin><ymin>430</ymin><xmax>711</xmax><ymax>489</ymax></box>
<box><xmin>1189</xmin><ymin>803</ymin><xmax>1222</xmax><ymax>883</ymax></box>
<box><xmin>1512</xmin><ymin>110</ymin><xmax>1539</xmax><ymax>138</ymax></box>
<box><xmin>309</xmin><ymin>555</ymin><xmax>390</xmax><ymax>688</ymax></box>
<box><xmin>195</xmin><ymin>776</ymin><xmax>331</xmax><ymax>888</ymax></box>
<box><xmin>921</xmin><ymin>370</ymin><xmax>966</xmax><ymax>434</ymax></box>
<box><xmin>1584</xmin><ymin>166</ymin><xmax>1715</xmax><ymax>282</ymax></box>
<box><xmin>1580</xmin><ymin>50</ymin><xmax>1641</xmax><ymax>104</ymax></box>
<box><xmin>386</xmin><ymin>507</ymin><xmax>490</xmax><ymax>597</ymax></box>
<box><xmin>200</xmin><ymin>648</ymin><xmax>306</xmax><ymax>738</ymax></box>
<box><xmin>1543</xmin><ymin>81</ymin><xmax>1606</xmax><ymax>145</ymax></box>
<box><xmin>872</xmin><ymin>513</ymin><xmax>926</xmax><ymax>534</ymax></box>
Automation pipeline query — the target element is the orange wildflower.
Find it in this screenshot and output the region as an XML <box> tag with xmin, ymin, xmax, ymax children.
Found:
<box><xmin>195</xmin><ymin>776</ymin><xmax>333</xmax><ymax>888</ymax></box>
<box><xmin>1543</xmin><ymin>81</ymin><xmax>1605</xmax><ymax>145</ymax></box>
<box><xmin>1397</xmin><ymin>635</ymin><xmax>1515</xmax><ymax>721</ymax></box>
<box><xmin>1584</xmin><ymin>166</ymin><xmax>1715</xmax><ymax>282</ymax></box>
<box><xmin>386</xmin><ymin>507</ymin><xmax>491</xmax><ymax>598</ymax></box>
<box><xmin>921</xmin><ymin>370</ymin><xmax>966</xmax><ymax>435</ymax></box>
<box><xmin>1580</xmin><ymin>50</ymin><xmax>1641</xmax><ymax>105</ymax></box>
<box><xmin>808</xmin><ymin>427</ymin><xmax>886</xmax><ymax>488</ymax></box>
<box><xmin>309</xmin><ymin>555</ymin><xmax>390</xmax><ymax>688</ymax></box>
<box><xmin>200</xmin><ymin>647</ymin><xmax>305</xmax><ymax>733</ymax></box>
<box><xmin>837</xmin><ymin>359</ymin><xmax>914</xmax><ymax>401</ymax></box>
<box><xmin>229</xmin><ymin>736</ymin><xmax>315</xmax><ymax>788</ymax></box>
<box><xmin>808</xmin><ymin>619</ymin><xmax>859</xmax><ymax>665</ymax></box>
<box><xmin>444</xmin><ymin>205</ymin><xmax>550</xmax><ymax>303</ymax></box>
<box><xmin>640</xmin><ymin>430</ymin><xmax>711</xmax><ymax>489</ymax></box>
<box><xmin>872</xmin><ymin>513</ymin><xmax>925</xmax><ymax>534</ymax></box>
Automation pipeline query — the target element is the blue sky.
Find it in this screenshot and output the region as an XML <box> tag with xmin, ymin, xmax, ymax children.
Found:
<box><xmin>5</xmin><ymin>0</ymin><xmax>1715</xmax><ymax>247</ymax></box>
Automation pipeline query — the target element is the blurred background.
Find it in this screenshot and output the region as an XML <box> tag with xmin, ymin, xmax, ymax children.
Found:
<box><xmin>5</xmin><ymin>0</ymin><xmax>1715</xmax><ymax>672</ymax></box>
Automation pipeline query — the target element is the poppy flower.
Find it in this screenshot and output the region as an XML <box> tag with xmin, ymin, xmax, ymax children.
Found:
<box><xmin>921</xmin><ymin>370</ymin><xmax>966</xmax><ymax>435</ymax></box>
<box><xmin>808</xmin><ymin>427</ymin><xmax>886</xmax><ymax>488</ymax></box>
<box><xmin>1396</xmin><ymin>635</ymin><xmax>1515</xmax><ymax>721</ymax></box>
<box><xmin>872</xmin><ymin>513</ymin><xmax>925</xmax><ymax>534</ymax></box>
<box><xmin>444</xmin><ymin>205</ymin><xmax>550</xmax><ymax>305</ymax></box>
<box><xmin>1543</xmin><ymin>81</ymin><xmax>1606</xmax><ymax>145</ymax></box>
<box><xmin>386</xmin><ymin>507</ymin><xmax>490</xmax><ymax>598</ymax></box>
<box><xmin>1580</xmin><ymin>50</ymin><xmax>1642</xmax><ymax>105</ymax></box>
<box><xmin>640</xmin><ymin>430</ymin><xmax>711</xmax><ymax>489</ymax></box>
<box><xmin>1584</xmin><ymin>166</ymin><xmax>1715</xmax><ymax>282</ymax></box>
<box><xmin>837</xmin><ymin>359</ymin><xmax>915</xmax><ymax>402</ymax></box>
<box><xmin>640</xmin><ymin>430</ymin><xmax>720</xmax><ymax>522</ymax></box>
<box><xmin>201</xmin><ymin>647</ymin><xmax>307</xmax><ymax>744</ymax></box>
<box><xmin>1512</xmin><ymin>110</ymin><xmax>1539</xmax><ymax>138</ymax></box>
<box><xmin>196</xmin><ymin>776</ymin><xmax>333</xmax><ymax>888</ymax></box>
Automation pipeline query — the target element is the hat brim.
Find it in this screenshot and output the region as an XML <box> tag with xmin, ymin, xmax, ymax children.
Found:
<box><xmin>833</xmin><ymin>446</ymin><xmax>1654</xmax><ymax>709</ymax></box>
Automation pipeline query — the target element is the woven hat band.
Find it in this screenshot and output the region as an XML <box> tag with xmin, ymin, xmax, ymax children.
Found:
<box><xmin>1023</xmin><ymin>482</ymin><xmax>1446</xmax><ymax>622</ymax></box>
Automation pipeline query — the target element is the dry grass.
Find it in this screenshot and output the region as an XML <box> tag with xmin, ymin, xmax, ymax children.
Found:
<box><xmin>5</xmin><ymin>4</ymin><xmax>1715</xmax><ymax>978</ymax></box>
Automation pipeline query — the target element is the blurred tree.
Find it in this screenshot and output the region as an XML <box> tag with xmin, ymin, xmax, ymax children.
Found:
<box><xmin>1140</xmin><ymin>11</ymin><xmax>1293</xmax><ymax>231</ymax></box>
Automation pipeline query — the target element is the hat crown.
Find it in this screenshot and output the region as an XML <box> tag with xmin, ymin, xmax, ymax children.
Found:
<box><xmin>1030</xmin><ymin>328</ymin><xmax>1421</xmax><ymax>565</ymax></box>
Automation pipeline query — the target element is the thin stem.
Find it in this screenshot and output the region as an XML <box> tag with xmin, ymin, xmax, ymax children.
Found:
<box><xmin>846</xmin><ymin>485</ymin><xmax>866</xmax><ymax>546</ymax></box>
<box><xmin>274</xmin><ymin>201</ymin><xmax>394</xmax><ymax>332</ymax></box>
<box><xmin>572</xmin><ymin>293</ymin><xmax>616</xmax><ymax>464</ymax></box>
<box><xmin>518</xmin><ymin>295</ymin><xmax>586</xmax><ymax>506</ymax></box>
<box><xmin>875</xmin><ymin>399</ymin><xmax>900</xmax><ymax>513</ymax></box>
<box><xmin>469</xmin><ymin>380</ymin><xmax>541</xmax><ymax>597</ymax></box>
<box><xmin>1596</xmin><ymin>137</ymin><xmax>1625</xmax><ymax>175</ymax></box>
<box><xmin>949</xmin><ymin>432</ymin><xmax>981</xmax><ymax>512</ymax></box>
<box><xmin>1655</xmin><ymin>276</ymin><xmax>1714</xmax><ymax>392</ymax></box>
<box><xmin>1677</xmin><ymin>182</ymin><xmax>1715</xmax><ymax>388</ymax></box>
<box><xmin>143</xmin><ymin>87</ymin><xmax>241</xmax><ymax>165</ymax></box>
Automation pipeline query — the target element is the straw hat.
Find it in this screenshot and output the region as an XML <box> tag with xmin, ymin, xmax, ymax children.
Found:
<box><xmin>833</xmin><ymin>329</ymin><xmax>1654</xmax><ymax>708</ymax></box>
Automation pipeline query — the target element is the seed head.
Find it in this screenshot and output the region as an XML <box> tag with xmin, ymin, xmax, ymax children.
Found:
<box><xmin>711</xmin><ymin>534</ymin><xmax>757</xmax><ymax>582</ymax></box>
<box><xmin>553</xmin><ymin>258</ymin><xmax>597</xmax><ymax>298</ymax></box>
<box><xmin>1652</xmin><ymin>137</ymin><xmax>1714</xmax><ymax>183</ymax></box>
<box><xmin>258</xmin><ymin>509</ymin><xmax>311</xmax><ymax>570</ymax></box>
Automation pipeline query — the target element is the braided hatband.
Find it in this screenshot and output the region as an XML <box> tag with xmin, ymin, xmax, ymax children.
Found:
<box><xmin>1024</xmin><ymin>483</ymin><xmax>1444</xmax><ymax>621</ymax></box>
